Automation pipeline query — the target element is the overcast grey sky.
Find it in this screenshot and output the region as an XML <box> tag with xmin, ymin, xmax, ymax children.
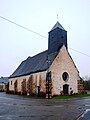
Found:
<box><xmin>0</xmin><ymin>0</ymin><xmax>90</xmax><ymax>77</ymax></box>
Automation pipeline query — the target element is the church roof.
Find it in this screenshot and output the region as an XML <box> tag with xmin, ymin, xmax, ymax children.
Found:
<box><xmin>9</xmin><ymin>21</ymin><xmax>67</xmax><ymax>78</ymax></box>
<box><xmin>51</xmin><ymin>21</ymin><xmax>65</xmax><ymax>31</ymax></box>
<box><xmin>10</xmin><ymin>50</ymin><xmax>48</xmax><ymax>78</ymax></box>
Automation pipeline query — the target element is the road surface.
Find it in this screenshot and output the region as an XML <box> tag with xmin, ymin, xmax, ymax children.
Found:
<box><xmin>0</xmin><ymin>92</ymin><xmax>90</xmax><ymax>120</ymax></box>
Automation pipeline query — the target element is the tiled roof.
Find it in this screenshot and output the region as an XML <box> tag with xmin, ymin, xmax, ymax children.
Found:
<box><xmin>10</xmin><ymin>50</ymin><xmax>48</xmax><ymax>78</ymax></box>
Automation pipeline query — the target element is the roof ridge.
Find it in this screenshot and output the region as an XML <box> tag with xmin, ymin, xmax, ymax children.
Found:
<box><xmin>31</xmin><ymin>50</ymin><xmax>48</xmax><ymax>58</ymax></box>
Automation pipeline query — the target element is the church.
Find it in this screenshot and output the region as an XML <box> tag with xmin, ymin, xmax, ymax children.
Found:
<box><xmin>9</xmin><ymin>21</ymin><xmax>84</xmax><ymax>98</ymax></box>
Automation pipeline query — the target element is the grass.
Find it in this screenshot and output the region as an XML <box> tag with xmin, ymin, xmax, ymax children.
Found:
<box><xmin>53</xmin><ymin>94</ymin><xmax>90</xmax><ymax>99</ymax></box>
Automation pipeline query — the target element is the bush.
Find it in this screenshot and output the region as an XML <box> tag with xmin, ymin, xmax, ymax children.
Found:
<box><xmin>39</xmin><ymin>92</ymin><xmax>46</xmax><ymax>97</ymax></box>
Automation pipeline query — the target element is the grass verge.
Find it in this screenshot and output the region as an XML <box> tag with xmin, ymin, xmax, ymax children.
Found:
<box><xmin>53</xmin><ymin>94</ymin><xmax>90</xmax><ymax>99</ymax></box>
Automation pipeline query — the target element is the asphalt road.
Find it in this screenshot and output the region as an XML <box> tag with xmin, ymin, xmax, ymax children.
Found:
<box><xmin>0</xmin><ymin>92</ymin><xmax>90</xmax><ymax>120</ymax></box>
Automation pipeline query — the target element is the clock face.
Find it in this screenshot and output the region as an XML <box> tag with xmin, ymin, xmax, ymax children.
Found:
<box><xmin>62</xmin><ymin>72</ymin><xmax>69</xmax><ymax>81</ymax></box>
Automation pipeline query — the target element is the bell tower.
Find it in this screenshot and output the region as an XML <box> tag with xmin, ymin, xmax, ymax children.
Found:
<box><xmin>48</xmin><ymin>21</ymin><xmax>67</xmax><ymax>60</ymax></box>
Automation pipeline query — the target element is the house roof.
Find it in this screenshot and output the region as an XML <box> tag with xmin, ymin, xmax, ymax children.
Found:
<box><xmin>51</xmin><ymin>21</ymin><xmax>66</xmax><ymax>31</ymax></box>
<box><xmin>10</xmin><ymin>50</ymin><xmax>48</xmax><ymax>78</ymax></box>
<box><xmin>0</xmin><ymin>77</ymin><xmax>9</xmax><ymax>84</ymax></box>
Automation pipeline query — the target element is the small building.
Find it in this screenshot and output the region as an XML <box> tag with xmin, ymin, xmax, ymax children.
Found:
<box><xmin>0</xmin><ymin>77</ymin><xmax>8</xmax><ymax>92</ymax></box>
<box><xmin>9</xmin><ymin>21</ymin><xmax>84</xmax><ymax>97</ymax></box>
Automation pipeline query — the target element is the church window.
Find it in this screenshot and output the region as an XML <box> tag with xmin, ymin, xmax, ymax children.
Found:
<box><xmin>62</xmin><ymin>72</ymin><xmax>69</xmax><ymax>81</ymax></box>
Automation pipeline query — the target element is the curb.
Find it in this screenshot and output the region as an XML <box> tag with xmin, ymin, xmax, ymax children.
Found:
<box><xmin>75</xmin><ymin>111</ymin><xmax>85</xmax><ymax>120</ymax></box>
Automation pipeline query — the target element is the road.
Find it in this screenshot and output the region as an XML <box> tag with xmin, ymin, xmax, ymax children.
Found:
<box><xmin>0</xmin><ymin>92</ymin><xmax>90</xmax><ymax>120</ymax></box>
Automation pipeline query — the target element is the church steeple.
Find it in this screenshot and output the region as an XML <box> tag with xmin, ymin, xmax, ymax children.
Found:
<box><xmin>51</xmin><ymin>21</ymin><xmax>65</xmax><ymax>31</ymax></box>
<box><xmin>48</xmin><ymin>21</ymin><xmax>67</xmax><ymax>57</ymax></box>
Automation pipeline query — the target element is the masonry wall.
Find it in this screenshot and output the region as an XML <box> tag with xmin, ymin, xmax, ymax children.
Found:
<box><xmin>9</xmin><ymin>71</ymin><xmax>46</xmax><ymax>95</ymax></box>
<box><xmin>0</xmin><ymin>83</ymin><xmax>5</xmax><ymax>91</ymax></box>
<box><xmin>49</xmin><ymin>45</ymin><xmax>80</xmax><ymax>96</ymax></box>
<box><xmin>9</xmin><ymin>45</ymin><xmax>82</xmax><ymax>97</ymax></box>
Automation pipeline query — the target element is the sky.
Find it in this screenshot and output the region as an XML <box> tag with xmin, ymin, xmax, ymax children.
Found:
<box><xmin>0</xmin><ymin>0</ymin><xmax>90</xmax><ymax>77</ymax></box>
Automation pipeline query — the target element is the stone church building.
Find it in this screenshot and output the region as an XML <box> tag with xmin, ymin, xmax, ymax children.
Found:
<box><xmin>9</xmin><ymin>21</ymin><xmax>84</xmax><ymax>98</ymax></box>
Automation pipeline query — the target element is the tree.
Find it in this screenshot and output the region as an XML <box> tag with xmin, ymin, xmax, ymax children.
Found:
<box><xmin>21</xmin><ymin>79</ymin><xmax>26</xmax><ymax>95</ymax></box>
<box><xmin>27</xmin><ymin>75</ymin><xmax>34</xmax><ymax>95</ymax></box>
<box><xmin>14</xmin><ymin>80</ymin><xmax>18</xmax><ymax>94</ymax></box>
<box><xmin>83</xmin><ymin>76</ymin><xmax>90</xmax><ymax>90</ymax></box>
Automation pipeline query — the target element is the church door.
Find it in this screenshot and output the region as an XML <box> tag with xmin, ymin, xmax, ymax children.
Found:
<box><xmin>63</xmin><ymin>84</ymin><xmax>69</xmax><ymax>95</ymax></box>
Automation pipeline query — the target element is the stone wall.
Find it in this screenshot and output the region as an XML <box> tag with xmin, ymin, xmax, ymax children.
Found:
<box><xmin>9</xmin><ymin>45</ymin><xmax>82</xmax><ymax>97</ymax></box>
<box><xmin>49</xmin><ymin>45</ymin><xmax>80</xmax><ymax>96</ymax></box>
<box><xmin>9</xmin><ymin>71</ymin><xmax>46</xmax><ymax>96</ymax></box>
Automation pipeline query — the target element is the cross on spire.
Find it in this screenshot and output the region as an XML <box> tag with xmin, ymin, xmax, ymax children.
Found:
<box><xmin>57</xmin><ymin>14</ymin><xmax>58</xmax><ymax>21</ymax></box>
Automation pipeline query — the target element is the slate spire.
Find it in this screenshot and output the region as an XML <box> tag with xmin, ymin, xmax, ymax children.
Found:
<box><xmin>48</xmin><ymin>21</ymin><xmax>67</xmax><ymax>60</ymax></box>
<box><xmin>51</xmin><ymin>21</ymin><xmax>65</xmax><ymax>31</ymax></box>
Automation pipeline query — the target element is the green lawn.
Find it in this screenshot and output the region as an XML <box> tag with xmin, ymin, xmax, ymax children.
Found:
<box><xmin>53</xmin><ymin>94</ymin><xmax>90</xmax><ymax>99</ymax></box>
